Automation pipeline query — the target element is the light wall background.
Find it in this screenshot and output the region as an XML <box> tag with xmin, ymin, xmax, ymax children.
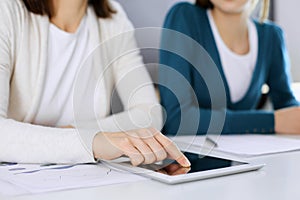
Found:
<box><xmin>275</xmin><ymin>0</ymin><xmax>300</xmax><ymax>82</ymax></box>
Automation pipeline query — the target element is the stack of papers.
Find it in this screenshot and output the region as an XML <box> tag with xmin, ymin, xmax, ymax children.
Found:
<box><xmin>172</xmin><ymin>135</ymin><xmax>300</xmax><ymax>157</ymax></box>
<box><xmin>0</xmin><ymin>162</ymin><xmax>147</xmax><ymax>196</ymax></box>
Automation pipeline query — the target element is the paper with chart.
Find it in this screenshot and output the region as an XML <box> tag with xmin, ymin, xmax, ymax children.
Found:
<box><xmin>0</xmin><ymin>162</ymin><xmax>147</xmax><ymax>195</ymax></box>
<box><xmin>172</xmin><ymin>135</ymin><xmax>300</xmax><ymax>157</ymax></box>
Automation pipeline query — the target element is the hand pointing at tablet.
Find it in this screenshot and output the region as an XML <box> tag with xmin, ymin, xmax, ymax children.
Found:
<box><xmin>92</xmin><ymin>128</ymin><xmax>191</xmax><ymax>167</ymax></box>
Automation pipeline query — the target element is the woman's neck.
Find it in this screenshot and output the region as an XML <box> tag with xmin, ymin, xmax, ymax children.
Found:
<box><xmin>50</xmin><ymin>0</ymin><xmax>88</xmax><ymax>33</ymax></box>
<box><xmin>211</xmin><ymin>8</ymin><xmax>250</xmax><ymax>55</ymax></box>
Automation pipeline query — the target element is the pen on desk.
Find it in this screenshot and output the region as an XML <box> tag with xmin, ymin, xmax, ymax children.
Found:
<box><xmin>205</xmin><ymin>137</ymin><xmax>218</xmax><ymax>148</ymax></box>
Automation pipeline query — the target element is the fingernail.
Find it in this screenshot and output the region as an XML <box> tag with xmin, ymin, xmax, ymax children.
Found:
<box><xmin>183</xmin><ymin>158</ymin><xmax>191</xmax><ymax>167</ymax></box>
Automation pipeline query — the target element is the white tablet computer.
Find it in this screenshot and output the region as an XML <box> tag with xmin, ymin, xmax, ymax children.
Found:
<box><xmin>103</xmin><ymin>151</ymin><xmax>265</xmax><ymax>184</ymax></box>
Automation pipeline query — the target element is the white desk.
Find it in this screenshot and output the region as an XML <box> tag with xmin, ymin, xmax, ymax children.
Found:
<box><xmin>1</xmin><ymin>150</ymin><xmax>300</xmax><ymax>200</ymax></box>
<box><xmin>2</xmin><ymin>85</ymin><xmax>299</xmax><ymax>200</ymax></box>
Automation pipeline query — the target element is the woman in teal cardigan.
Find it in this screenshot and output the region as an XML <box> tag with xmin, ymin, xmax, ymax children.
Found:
<box><xmin>159</xmin><ymin>0</ymin><xmax>300</xmax><ymax>136</ymax></box>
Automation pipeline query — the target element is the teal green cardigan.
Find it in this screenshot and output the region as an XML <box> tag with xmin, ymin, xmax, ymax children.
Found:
<box><xmin>159</xmin><ymin>2</ymin><xmax>299</xmax><ymax>136</ymax></box>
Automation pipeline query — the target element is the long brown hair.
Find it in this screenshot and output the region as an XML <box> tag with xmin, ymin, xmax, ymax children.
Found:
<box><xmin>22</xmin><ymin>0</ymin><xmax>116</xmax><ymax>18</ymax></box>
<box><xmin>195</xmin><ymin>0</ymin><xmax>270</xmax><ymax>23</ymax></box>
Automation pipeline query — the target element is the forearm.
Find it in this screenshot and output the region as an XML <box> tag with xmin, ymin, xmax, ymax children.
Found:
<box><xmin>76</xmin><ymin>104</ymin><xmax>163</xmax><ymax>133</ymax></box>
<box><xmin>163</xmin><ymin>106</ymin><xmax>275</xmax><ymax>135</ymax></box>
<box><xmin>0</xmin><ymin>118</ymin><xmax>95</xmax><ymax>164</ymax></box>
<box><xmin>223</xmin><ymin>110</ymin><xmax>275</xmax><ymax>134</ymax></box>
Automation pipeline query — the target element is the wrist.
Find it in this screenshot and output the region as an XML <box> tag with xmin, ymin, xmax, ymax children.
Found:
<box><xmin>92</xmin><ymin>132</ymin><xmax>103</xmax><ymax>159</ymax></box>
<box><xmin>274</xmin><ymin>111</ymin><xmax>280</xmax><ymax>133</ymax></box>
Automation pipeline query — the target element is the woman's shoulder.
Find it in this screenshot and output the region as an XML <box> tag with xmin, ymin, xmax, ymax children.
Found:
<box><xmin>254</xmin><ymin>20</ymin><xmax>287</xmax><ymax>61</ymax></box>
<box><xmin>170</xmin><ymin>2</ymin><xmax>204</xmax><ymax>12</ymax></box>
<box><xmin>168</xmin><ymin>2</ymin><xmax>206</xmax><ymax>19</ymax></box>
<box><xmin>0</xmin><ymin>0</ymin><xmax>28</xmax><ymax>35</ymax></box>
<box><xmin>0</xmin><ymin>0</ymin><xmax>21</xmax><ymax>8</ymax></box>
<box><xmin>104</xmin><ymin>0</ymin><xmax>134</xmax><ymax>24</ymax></box>
<box><xmin>94</xmin><ymin>1</ymin><xmax>136</xmax><ymax>42</ymax></box>
<box><xmin>255</xmin><ymin>20</ymin><xmax>285</xmax><ymax>41</ymax></box>
<box><xmin>163</xmin><ymin>2</ymin><xmax>208</xmax><ymax>37</ymax></box>
<box><xmin>98</xmin><ymin>1</ymin><xmax>133</xmax><ymax>30</ymax></box>
<box><xmin>0</xmin><ymin>0</ymin><xmax>26</xmax><ymax>16</ymax></box>
<box><xmin>0</xmin><ymin>0</ymin><xmax>30</xmax><ymax>27</ymax></box>
<box><xmin>109</xmin><ymin>0</ymin><xmax>128</xmax><ymax>18</ymax></box>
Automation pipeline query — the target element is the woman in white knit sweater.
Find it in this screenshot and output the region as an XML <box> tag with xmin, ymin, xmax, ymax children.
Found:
<box><xmin>0</xmin><ymin>0</ymin><xmax>190</xmax><ymax>167</ymax></box>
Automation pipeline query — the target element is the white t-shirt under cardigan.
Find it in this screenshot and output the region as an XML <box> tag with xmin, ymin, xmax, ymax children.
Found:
<box><xmin>207</xmin><ymin>10</ymin><xmax>258</xmax><ymax>103</ymax></box>
<box><xmin>34</xmin><ymin>16</ymin><xmax>90</xmax><ymax>127</ymax></box>
<box><xmin>0</xmin><ymin>0</ymin><xmax>162</xmax><ymax>164</ymax></box>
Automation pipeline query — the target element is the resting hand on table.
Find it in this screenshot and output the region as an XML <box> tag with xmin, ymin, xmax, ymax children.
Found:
<box><xmin>275</xmin><ymin>107</ymin><xmax>300</xmax><ymax>135</ymax></box>
<box><xmin>92</xmin><ymin>128</ymin><xmax>191</xmax><ymax>167</ymax></box>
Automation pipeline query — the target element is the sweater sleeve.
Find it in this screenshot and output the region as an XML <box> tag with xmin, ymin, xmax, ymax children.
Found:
<box><xmin>267</xmin><ymin>26</ymin><xmax>300</xmax><ymax>109</ymax></box>
<box><xmin>93</xmin><ymin>1</ymin><xmax>163</xmax><ymax>133</ymax></box>
<box><xmin>0</xmin><ymin>0</ymin><xmax>95</xmax><ymax>164</ymax></box>
<box><xmin>159</xmin><ymin>3</ymin><xmax>275</xmax><ymax>136</ymax></box>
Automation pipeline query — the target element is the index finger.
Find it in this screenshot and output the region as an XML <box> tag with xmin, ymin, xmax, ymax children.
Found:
<box><xmin>154</xmin><ymin>132</ymin><xmax>191</xmax><ymax>167</ymax></box>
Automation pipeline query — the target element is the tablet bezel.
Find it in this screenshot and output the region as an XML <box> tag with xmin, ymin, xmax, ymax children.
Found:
<box><xmin>102</xmin><ymin>149</ymin><xmax>265</xmax><ymax>184</ymax></box>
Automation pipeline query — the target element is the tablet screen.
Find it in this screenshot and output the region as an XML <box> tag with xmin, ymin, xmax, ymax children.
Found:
<box><xmin>139</xmin><ymin>152</ymin><xmax>248</xmax><ymax>176</ymax></box>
